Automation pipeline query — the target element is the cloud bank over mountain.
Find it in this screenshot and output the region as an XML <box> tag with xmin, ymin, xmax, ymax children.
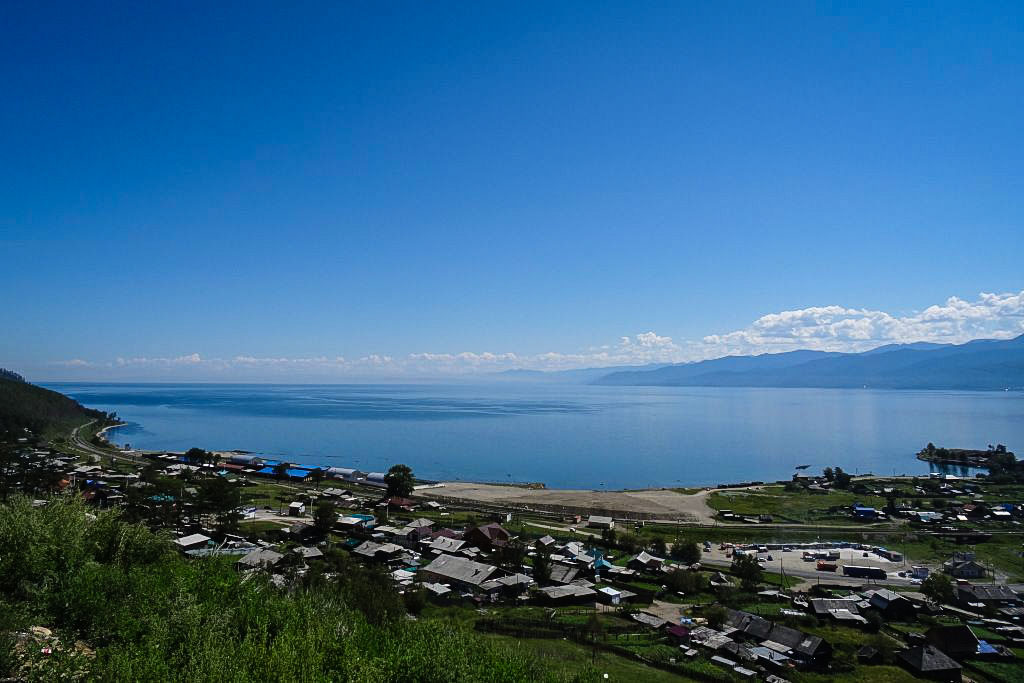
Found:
<box><xmin>43</xmin><ymin>289</ymin><xmax>1024</xmax><ymax>379</ymax></box>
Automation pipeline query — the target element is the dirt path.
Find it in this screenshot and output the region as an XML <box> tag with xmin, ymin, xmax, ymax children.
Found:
<box><xmin>416</xmin><ymin>482</ymin><xmax>718</xmax><ymax>523</ymax></box>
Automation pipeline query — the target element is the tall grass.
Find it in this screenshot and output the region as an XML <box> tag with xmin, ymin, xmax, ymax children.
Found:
<box><xmin>0</xmin><ymin>495</ymin><xmax>595</xmax><ymax>682</ymax></box>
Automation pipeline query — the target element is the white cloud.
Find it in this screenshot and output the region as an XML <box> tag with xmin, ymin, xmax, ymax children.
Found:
<box><xmin>115</xmin><ymin>353</ymin><xmax>204</xmax><ymax>366</ymax></box>
<box><xmin>45</xmin><ymin>289</ymin><xmax>1024</xmax><ymax>377</ymax></box>
<box><xmin>699</xmin><ymin>290</ymin><xmax>1024</xmax><ymax>357</ymax></box>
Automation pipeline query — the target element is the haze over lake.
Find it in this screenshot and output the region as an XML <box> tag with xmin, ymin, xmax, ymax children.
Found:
<box><xmin>49</xmin><ymin>383</ymin><xmax>1024</xmax><ymax>489</ymax></box>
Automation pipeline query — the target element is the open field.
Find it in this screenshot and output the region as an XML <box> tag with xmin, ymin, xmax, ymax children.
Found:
<box><xmin>708</xmin><ymin>485</ymin><xmax>890</xmax><ymax>525</ymax></box>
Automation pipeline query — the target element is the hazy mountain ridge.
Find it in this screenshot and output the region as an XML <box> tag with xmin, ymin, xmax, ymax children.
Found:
<box><xmin>594</xmin><ymin>335</ymin><xmax>1024</xmax><ymax>390</ymax></box>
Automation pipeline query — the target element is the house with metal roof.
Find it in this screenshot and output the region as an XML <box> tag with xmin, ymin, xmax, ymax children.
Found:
<box><xmin>724</xmin><ymin>608</ymin><xmax>832</xmax><ymax>665</ymax></box>
<box><xmin>236</xmin><ymin>548</ymin><xmax>284</xmax><ymax>570</ymax></box>
<box><xmin>418</xmin><ymin>554</ymin><xmax>497</xmax><ymax>591</ymax></box>
<box><xmin>587</xmin><ymin>515</ymin><xmax>614</xmax><ymax>529</ymax></box>
<box><xmin>174</xmin><ymin>533</ymin><xmax>212</xmax><ymax>551</ymax></box>
<box><xmin>897</xmin><ymin>645</ymin><xmax>961</xmax><ymax>681</ymax></box>
<box><xmin>628</xmin><ymin>551</ymin><xmax>665</xmax><ymax>572</ymax></box>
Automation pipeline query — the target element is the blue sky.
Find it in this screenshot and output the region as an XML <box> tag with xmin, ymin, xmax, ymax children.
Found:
<box><xmin>2</xmin><ymin>2</ymin><xmax>1022</xmax><ymax>380</ymax></box>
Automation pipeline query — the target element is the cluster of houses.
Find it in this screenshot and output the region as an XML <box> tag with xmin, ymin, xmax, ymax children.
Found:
<box><xmin>328</xmin><ymin>507</ymin><xmax>676</xmax><ymax>606</ymax></box>
<box><xmin>675</xmin><ymin>586</ymin><xmax>1021</xmax><ymax>680</ymax></box>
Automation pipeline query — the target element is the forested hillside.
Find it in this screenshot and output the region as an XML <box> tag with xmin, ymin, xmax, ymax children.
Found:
<box><xmin>0</xmin><ymin>371</ymin><xmax>109</xmax><ymax>436</ymax></box>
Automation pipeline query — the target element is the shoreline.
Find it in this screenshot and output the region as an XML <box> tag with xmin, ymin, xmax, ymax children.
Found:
<box><xmin>101</xmin><ymin>427</ymin><xmax>939</xmax><ymax>494</ymax></box>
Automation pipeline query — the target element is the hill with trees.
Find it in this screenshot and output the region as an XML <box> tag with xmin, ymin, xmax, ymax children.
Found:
<box><xmin>0</xmin><ymin>370</ymin><xmax>111</xmax><ymax>437</ymax></box>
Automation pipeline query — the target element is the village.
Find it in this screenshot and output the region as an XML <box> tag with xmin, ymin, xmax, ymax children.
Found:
<box><xmin>3</xmin><ymin>425</ymin><xmax>1024</xmax><ymax>682</ymax></box>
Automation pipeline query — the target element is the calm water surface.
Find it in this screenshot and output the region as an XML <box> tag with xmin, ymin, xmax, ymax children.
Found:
<box><xmin>46</xmin><ymin>383</ymin><xmax>1024</xmax><ymax>489</ymax></box>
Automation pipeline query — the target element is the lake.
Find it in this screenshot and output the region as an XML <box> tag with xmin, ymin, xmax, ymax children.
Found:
<box><xmin>46</xmin><ymin>382</ymin><xmax>1024</xmax><ymax>489</ymax></box>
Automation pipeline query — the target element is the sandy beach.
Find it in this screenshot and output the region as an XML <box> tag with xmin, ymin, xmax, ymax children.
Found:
<box><xmin>416</xmin><ymin>482</ymin><xmax>719</xmax><ymax>523</ymax></box>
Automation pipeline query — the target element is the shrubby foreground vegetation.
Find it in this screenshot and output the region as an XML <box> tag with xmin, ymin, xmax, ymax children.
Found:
<box><xmin>0</xmin><ymin>495</ymin><xmax>594</xmax><ymax>682</ymax></box>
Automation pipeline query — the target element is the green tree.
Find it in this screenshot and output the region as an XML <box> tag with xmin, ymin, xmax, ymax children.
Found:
<box><xmin>194</xmin><ymin>475</ymin><xmax>238</xmax><ymax>534</ymax></box>
<box><xmin>650</xmin><ymin>536</ymin><xmax>668</xmax><ymax>557</ymax></box>
<box><xmin>497</xmin><ymin>540</ymin><xmax>527</xmax><ymax>570</ymax></box>
<box><xmin>310</xmin><ymin>467</ymin><xmax>325</xmax><ymax>490</ymax></box>
<box><xmin>921</xmin><ymin>572</ymin><xmax>956</xmax><ymax>604</ymax></box>
<box><xmin>532</xmin><ymin>548</ymin><xmax>552</xmax><ymax>584</ymax></box>
<box><xmin>704</xmin><ymin>605</ymin><xmax>728</xmax><ymax>629</ymax></box>
<box><xmin>822</xmin><ymin>466</ymin><xmax>834</xmax><ymax>482</ymax></box>
<box><xmin>184</xmin><ymin>447</ymin><xmax>207</xmax><ymax>466</ymax></box>
<box><xmin>384</xmin><ymin>464</ymin><xmax>414</xmax><ymax>498</ymax></box>
<box><xmin>273</xmin><ymin>462</ymin><xmax>289</xmax><ymax>481</ymax></box>
<box><xmin>834</xmin><ymin>466</ymin><xmax>852</xmax><ymax>489</ymax></box>
<box><xmin>671</xmin><ymin>540</ymin><xmax>701</xmax><ymax>565</ymax></box>
<box><xmin>403</xmin><ymin>585</ymin><xmax>428</xmax><ymax>616</ymax></box>
<box><xmin>312</xmin><ymin>500</ymin><xmax>337</xmax><ymax>536</ymax></box>
<box><xmin>732</xmin><ymin>553</ymin><xmax>762</xmax><ymax>591</ymax></box>
<box><xmin>665</xmin><ymin>569</ymin><xmax>706</xmax><ymax>595</ymax></box>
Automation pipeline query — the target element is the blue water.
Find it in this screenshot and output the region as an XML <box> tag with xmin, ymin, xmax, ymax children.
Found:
<box><xmin>46</xmin><ymin>383</ymin><xmax>1024</xmax><ymax>489</ymax></box>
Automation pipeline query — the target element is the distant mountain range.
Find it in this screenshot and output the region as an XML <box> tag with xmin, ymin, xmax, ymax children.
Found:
<box><xmin>496</xmin><ymin>335</ymin><xmax>1024</xmax><ymax>390</ymax></box>
<box><xmin>496</xmin><ymin>364</ymin><xmax>670</xmax><ymax>383</ymax></box>
<box><xmin>595</xmin><ymin>334</ymin><xmax>1024</xmax><ymax>390</ymax></box>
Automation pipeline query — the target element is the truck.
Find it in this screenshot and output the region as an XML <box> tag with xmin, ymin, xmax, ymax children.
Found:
<box><xmin>842</xmin><ymin>565</ymin><xmax>887</xmax><ymax>580</ymax></box>
<box><xmin>816</xmin><ymin>560</ymin><xmax>838</xmax><ymax>572</ymax></box>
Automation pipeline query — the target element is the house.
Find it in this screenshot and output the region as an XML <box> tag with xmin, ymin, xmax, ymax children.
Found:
<box><xmin>597</xmin><ymin>586</ymin><xmax>623</xmax><ymax>605</ymax></box>
<box><xmin>288</xmin><ymin>501</ymin><xmax>306</xmax><ymax>516</ymax></box>
<box><xmin>294</xmin><ymin>546</ymin><xmax>324</xmax><ymax>561</ymax></box>
<box><xmin>480</xmin><ymin>573</ymin><xmax>534</xmax><ymax>597</ymax></box>
<box><xmin>327</xmin><ymin>467</ymin><xmax>367</xmax><ymax>482</ymax></box>
<box><xmin>427</xmin><ymin>536</ymin><xmax>465</xmax><ymax>554</ymax></box>
<box><xmin>943</xmin><ymin>552</ymin><xmax>986</xmax><ymax>579</ymax></box>
<box><xmin>926</xmin><ymin>625</ymin><xmax>979</xmax><ymax>660</ymax></box>
<box><xmin>587</xmin><ymin>515</ymin><xmax>614</xmax><ymax>529</ymax></box>
<box><xmin>464</xmin><ymin>523</ymin><xmax>511</xmax><ymax>551</ymax></box>
<box><xmin>418</xmin><ymin>554</ymin><xmax>497</xmax><ymax>592</ymax></box>
<box><xmin>724</xmin><ymin>609</ymin><xmax>832</xmax><ymax>665</ymax></box>
<box><xmin>236</xmin><ymin>548</ymin><xmax>284</xmax><ymax>570</ymax></box>
<box><xmin>352</xmin><ymin>540</ymin><xmax>404</xmax><ymax>562</ymax></box>
<box><xmin>896</xmin><ymin>645</ymin><xmax>962</xmax><ymax>681</ymax></box>
<box><xmin>709</xmin><ymin>571</ymin><xmax>734</xmax><ymax>588</ymax></box>
<box><xmin>809</xmin><ymin>598</ymin><xmax>861</xmax><ymax>619</ymax></box>
<box><xmin>383</xmin><ymin>497</ymin><xmax>417</xmax><ymax>511</ymax></box>
<box><xmin>536</xmin><ymin>535</ymin><xmax>556</xmax><ymax>549</ymax></box>
<box><xmin>536</xmin><ymin>584</ymin><xmax>596</xmax><ymax>604</ymax></box>
<box><xmin>430</xmin><ymin>527</ymin><xmax>462</xmax><ymax>540</ymax></box>
<box><xmin>631</xmin><ymin>612</ymin><xmax>667</xmax><ymax>630</ymax></box>
<box><xmin>957</xmin><ymin>583</ymin><xmax>1020</xmax><ymax>609</ymax></box>
<box><xmin>338</xmin><ymin>514</ymin><xmax>375</xmax><ymax>532</ymax></box>
<box><xmin>852</xmin><ymin>504</ymin><xmax>880</xmax><ymax>520</ymax></box>
<box><xmin>868</xmin><ymin>588</ymin><xmax>917</xmax><ymax>620</ymax></box>
<box><xmin>857</xmin><ymin>645</ymin><xmax>882</xmax><ymax>665</ymax></box>
<box><xmin>364</xmin><ymin>472</ymin><xmax>388</xmax><ymax>487</ymax></box>
<box><xmin>401</xmin><ymin>518</ymin><xmax>435</xmax><ymax>543</ymax></box>
<box><xmin>548</xmin><ymin>563</ymin><xmax>579</xmax><ymax>585</ymax></box>
<box><xmin>174</xmin><ymin>533</ymin><xmax>212</xmax><ymax>551</ymax></box>
<box><xmin>421</xmin><ymin>582</ymin><xmax>453</xmax><ymax>600</ymax></box>
<box><xmin>283</xmin><ymin>469</ymin><xmax>313</xmax><ymax>482</ymax></box>
<box><xmin>628</xmin><ymin>551</ymin><xmax>665</xmax><ymax>572</ymax></box>
<box><xmin>288</xmin><ymin>521</ymin><xmax>314</xmax><ymax>539</ymax></box>
<box><xmin>666</xmin><ymin>623</ymin><xmax>691</xmax><ymax>645</ymax></box>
